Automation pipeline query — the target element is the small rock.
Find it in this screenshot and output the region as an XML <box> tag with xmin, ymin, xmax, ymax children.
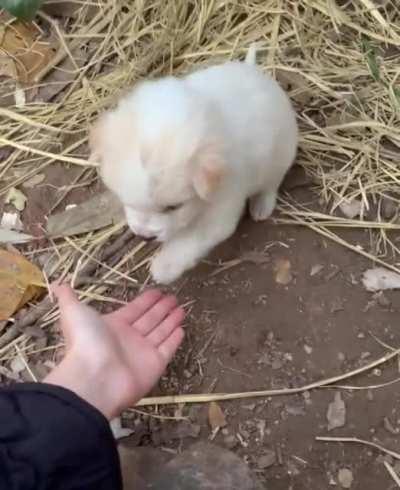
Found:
<box><xmin>310</xmin><ymin>264</ymin><xmax>324</xmax><ymax>276</ymax></box>
<box><xmin>272</xmin><ymin>359</ymin><xmax>283</xmax><ymax>370</ymax></box>
<box><xmin>339</xmin><ymin>199</ymin><xmax>362</xmax><ymax>219</ymax></box>
<box><xmin>223</xmin><ymin>434</ymin><xmax>238</xmax><ymax>450</ymax></box>
<box><xmin>10</xmin><ymin>357</ymin><xmax>25</xmax><ymax>374</ymax></box>
<box><xmin>274</xmin><ymin>258</ymin><xmax>292</xmax><ymax>285</ymax></box>
<box><xmin>153</xmin><ymin>442</ymin><xmax>257</xmax><ymax>489</ymax></box>
<box><xmin>337</xmin><ymin>352</ymin><xmax>346</xmax><ymax>362</ymax></box>
<box><xmin>338</xmin><ymin>468</ymin><xmax>353</xmax><ymax>488</ymax></box>
<box><xmin>257</xmin><ymin>450</ymin><xmax>276</xmax><ymax>469</ymax></box>
<box><xmin>381</xmin><ymin>197</ymin><xmax>397</xmax><ymax>219</ymax></box>
<box><xmin>327</xmin><ymin>392</ymin><xmax>346</xmax><ymax>431</ymax></box>
<box><xmin>304</xmin><ymin>344</ymin><xmax>313</xmax><ymax>355</ymax></box>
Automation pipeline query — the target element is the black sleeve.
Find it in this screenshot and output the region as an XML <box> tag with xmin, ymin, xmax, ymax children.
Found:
<box><xmin>0</xmin><ymin>382</ymin><xmax>122</xmax><ymax>490</ymax></box>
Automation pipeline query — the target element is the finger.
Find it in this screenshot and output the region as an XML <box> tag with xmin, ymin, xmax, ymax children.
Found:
<box><xmin>146</xmin><ymin>306</ymin><xmax>185</xmax><ymax>347</ymax></box>
<box><xmin>158</xmin><ymin>327</ymin><xmax>185</xmax><ymax>364</ymax></box>
<box><xmin>52</xmin><ymin>283</ymin><xmax>79</xmax><ymax>309</ymax></box>
<box><xmin>105</xmin><ymin>289</ymin><xmax>163</xmax><ymax>324</ymax></box>
<box><xmin>51</xmin><ymin>284</ymin><xmax>81</xmax><ymax>345</ymax></box>
<box><xmin>133</xmin><ymin>295</ymin><xmax>178</xmax><ymax>335</ymax></box>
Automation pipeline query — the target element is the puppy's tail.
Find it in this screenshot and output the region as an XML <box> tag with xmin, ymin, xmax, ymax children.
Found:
<box><xmin>245</xmin><ymin>43</ymin><xmax>258</xmax><ymax>65</ymax></box>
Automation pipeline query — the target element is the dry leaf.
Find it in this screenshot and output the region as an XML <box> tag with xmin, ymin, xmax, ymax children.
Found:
<box><xmin>362</xmin><ymin>267</ymin><xmax>400</xmax><ymax>292</ymax></box>
<box><xmin>0</xmin><ymin>249</ymin><xmax>45</xmax><ymax>320</ymax></box>
<box><xmin>5</xmin><ymin>187</ymin><xmax>27</xmax><ymax>211</ymax></box>
<box><xmin>22</xmin><ymin>173</ymin><xmax>45</xmax><ymax>188</ymax></box>
<box><xmin>274</xmin><ymin>258</ymin><xmax>292</xmax><ymax>285</ymax></box>
<box><xmin>46</xmin><ymin>191</ymin><xmax>125</xmax><ymax>237</ymax></box>
<box><xmin>338</xmin><ymin>199</ymin><xmax>362</xmax><ymax>219</ymax></box>
<box><xmin>0</xmin><ymin>16</ymin><xmax>56</xmax><ymax>85</ymax></box>
<box><xmin>208</xmin><ymin>401</ymin><xmax>227</xmax><ymax>430</ymax></box>
<box><xmin>327</xmin><ymin>392</ymin><xmax>346</xmax><ymax>431</ymax></box>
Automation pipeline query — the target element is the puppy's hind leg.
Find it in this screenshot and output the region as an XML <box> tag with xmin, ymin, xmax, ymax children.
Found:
<box><xmin>249</xmin><ymin>191</ymin><xmax>277</xmax><ymax>221</ymax></box>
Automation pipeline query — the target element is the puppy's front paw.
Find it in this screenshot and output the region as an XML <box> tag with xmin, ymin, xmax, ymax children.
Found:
<box><xmin>150</xmin><ymin>249</ymin><xmax>189</xmax><ymax>284</ymax></box>
<box><xmin>249</xmin><ymin>192</ymin><xmax>277</xmax><ymax>221</ymax></box>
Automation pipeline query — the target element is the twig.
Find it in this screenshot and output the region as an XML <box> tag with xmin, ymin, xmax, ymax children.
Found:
<box><xmin>316</xmin><ymin>436</ymin><xmax>400</xmax><ymax>461</ymax></box>
<box><xmin>384</xmin><ymin>461</ymin><xmax>400</xmax><ymax>488</ymax></box>
<box><xmin>137</xmin><ymin>346</ymin><xmax>400</xmax><ymax>406</ymax></box>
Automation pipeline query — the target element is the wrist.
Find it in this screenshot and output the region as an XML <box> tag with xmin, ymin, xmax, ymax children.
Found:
<box><xmin>44</xmin><ymin>352</ymin><xmax>120</xmax><ymax>420</ymax></box>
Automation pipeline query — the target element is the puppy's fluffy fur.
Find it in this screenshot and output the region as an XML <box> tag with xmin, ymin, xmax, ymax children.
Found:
<box><xmin>90</xmin><ymin>47</ymin><xmax>298</xmax><ymax>284</ymax></box>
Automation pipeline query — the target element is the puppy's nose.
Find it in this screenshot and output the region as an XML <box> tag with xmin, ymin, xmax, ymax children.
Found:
<box><xmin>128</xmin><ymin>224</ymin><xmax>158</xmax><ymax>240</ymax></box>
<box><xmin>142</xmin><ymin>234</ymin><xmax>156</xmax><ymax>242</ymax></box>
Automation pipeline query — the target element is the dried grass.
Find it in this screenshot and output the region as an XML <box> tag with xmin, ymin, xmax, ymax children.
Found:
<box><xmin>1</xmin><ymin>1</ymin><xmax>400</xmax><ymax>408</ymax></box>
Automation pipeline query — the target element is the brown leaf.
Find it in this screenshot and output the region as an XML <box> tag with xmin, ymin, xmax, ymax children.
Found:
<box><xmin>208</xmin><ymin>401</ymin><xmax>227</xmax><ymax>430</ymax></box>
<box><xmin>0</xmin><ymin>249</ymin><xmax>46</xmax><ymax>321</ymax></box>
<box><xmin>0</xmin><ymin>15</ymin><xmax>57</xmax><ymax>85</ymax></box>
<box><xmin>274</xmin><ymin>258</ymin><xmax>292</xmax><ymax>285</ymax></box>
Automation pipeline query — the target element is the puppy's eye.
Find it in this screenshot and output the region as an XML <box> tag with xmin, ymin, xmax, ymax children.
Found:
<box><xmin>162</xmin><ymin>203</ymin><xmax>183</xmax><ymax>213</ymax></box>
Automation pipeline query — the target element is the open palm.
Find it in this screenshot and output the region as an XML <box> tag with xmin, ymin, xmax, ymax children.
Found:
<box><xmin>47</xmin><ymin>286</ymin><xmax>185</xmax><ymax>418</ymax></box>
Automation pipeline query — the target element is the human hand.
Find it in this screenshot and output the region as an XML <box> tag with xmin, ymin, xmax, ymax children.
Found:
<box><xmin>45</xmin><ymin>285</ymin><xmax>185</xmax><ymax>419</ymax></box>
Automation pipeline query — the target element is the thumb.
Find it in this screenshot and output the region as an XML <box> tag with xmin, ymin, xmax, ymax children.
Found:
<box><xmin>52</xmin><ymin>284</ymin><xmax>82</xmax><ymax>346</ymax></box>
<box><xmin>52</xmin><ymin>283</ymin><xmax>79</xmax><ymax>309</ymax></box>
<box><xmin>52</xmin><ymin>283</ymin><xmax>106</xmax><ymax>350</ymax></box>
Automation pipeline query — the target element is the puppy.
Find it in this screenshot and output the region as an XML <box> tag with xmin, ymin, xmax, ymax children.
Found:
<box><xmin>90</xmin><ymin>46</ymin><xmax>298</xmax><ymax>284</ymax></box>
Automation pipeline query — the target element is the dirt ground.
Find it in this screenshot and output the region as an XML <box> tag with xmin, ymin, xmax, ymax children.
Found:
<box><xmin>150</xmin><ymin>179</ymin><xmax>400</xmax><ymax>490</ymax></box>
<box><xmin>16</xmin><ymin>164</ymin><xmax>400</xmax><ymax>490</ymax></box>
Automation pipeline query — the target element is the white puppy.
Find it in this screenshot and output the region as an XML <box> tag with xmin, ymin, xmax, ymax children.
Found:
<box><xmin>90</xmin><ymin>47</ymin><xmax>298</xmax><ymax>284</ymax></box>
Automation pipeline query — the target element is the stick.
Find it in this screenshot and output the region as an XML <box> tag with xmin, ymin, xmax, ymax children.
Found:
<box><xmin>316</xmin><ymin>436</ymin><xmax>400</xmax><ymax>461</ymax></box>
<box><xmin>137</xmin><ymin>347</ymin><xmax>400</xmax><ymax>406</ymax></box>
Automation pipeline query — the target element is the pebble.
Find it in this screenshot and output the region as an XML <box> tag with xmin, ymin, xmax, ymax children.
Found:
<box><xmin>304</xmin><ymin>344</ymin><xmax>313</xmax><ymax>355</ymax></box>
<box><xmin>257</xmin><ymin>450</ymin><xmax>276</xmax><ymax>469</ymax></box>
<box><xmin>381</xmin><ymin>198</ymin><xmax>398</xmax><ymax>219</ymax></box>
<box><xmin>272</xmin><ymin>359</ymin><xmax>283</xmax><ymax>370</ymax></box>
<box><xmin>338</xmin><ymin>468</ymin><xmax>353</xmax><ymax>488</ymax></box>
<box><xmin>223</xmin><ymin>434</ymin><xmax>238</xmax><ymax>450</ymax></box>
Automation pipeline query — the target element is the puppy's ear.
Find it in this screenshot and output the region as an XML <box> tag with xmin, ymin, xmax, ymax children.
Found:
<box><xmin>192</xmin><ymin>144</ymin><xmax>226</xmax><ymax>200</ymax></box>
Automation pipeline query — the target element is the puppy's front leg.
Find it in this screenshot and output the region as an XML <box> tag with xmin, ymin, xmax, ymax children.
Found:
<box><xmin>151</xmin><ymin>201</ymin><xmax>244</xmax><ymax>284</ymax></box>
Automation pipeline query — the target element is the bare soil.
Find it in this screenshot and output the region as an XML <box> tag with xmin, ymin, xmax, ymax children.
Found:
<box><xmin>140</xmin><ymin>176</ymin><xmax>400</xmax><ymax>490</ymax></box>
